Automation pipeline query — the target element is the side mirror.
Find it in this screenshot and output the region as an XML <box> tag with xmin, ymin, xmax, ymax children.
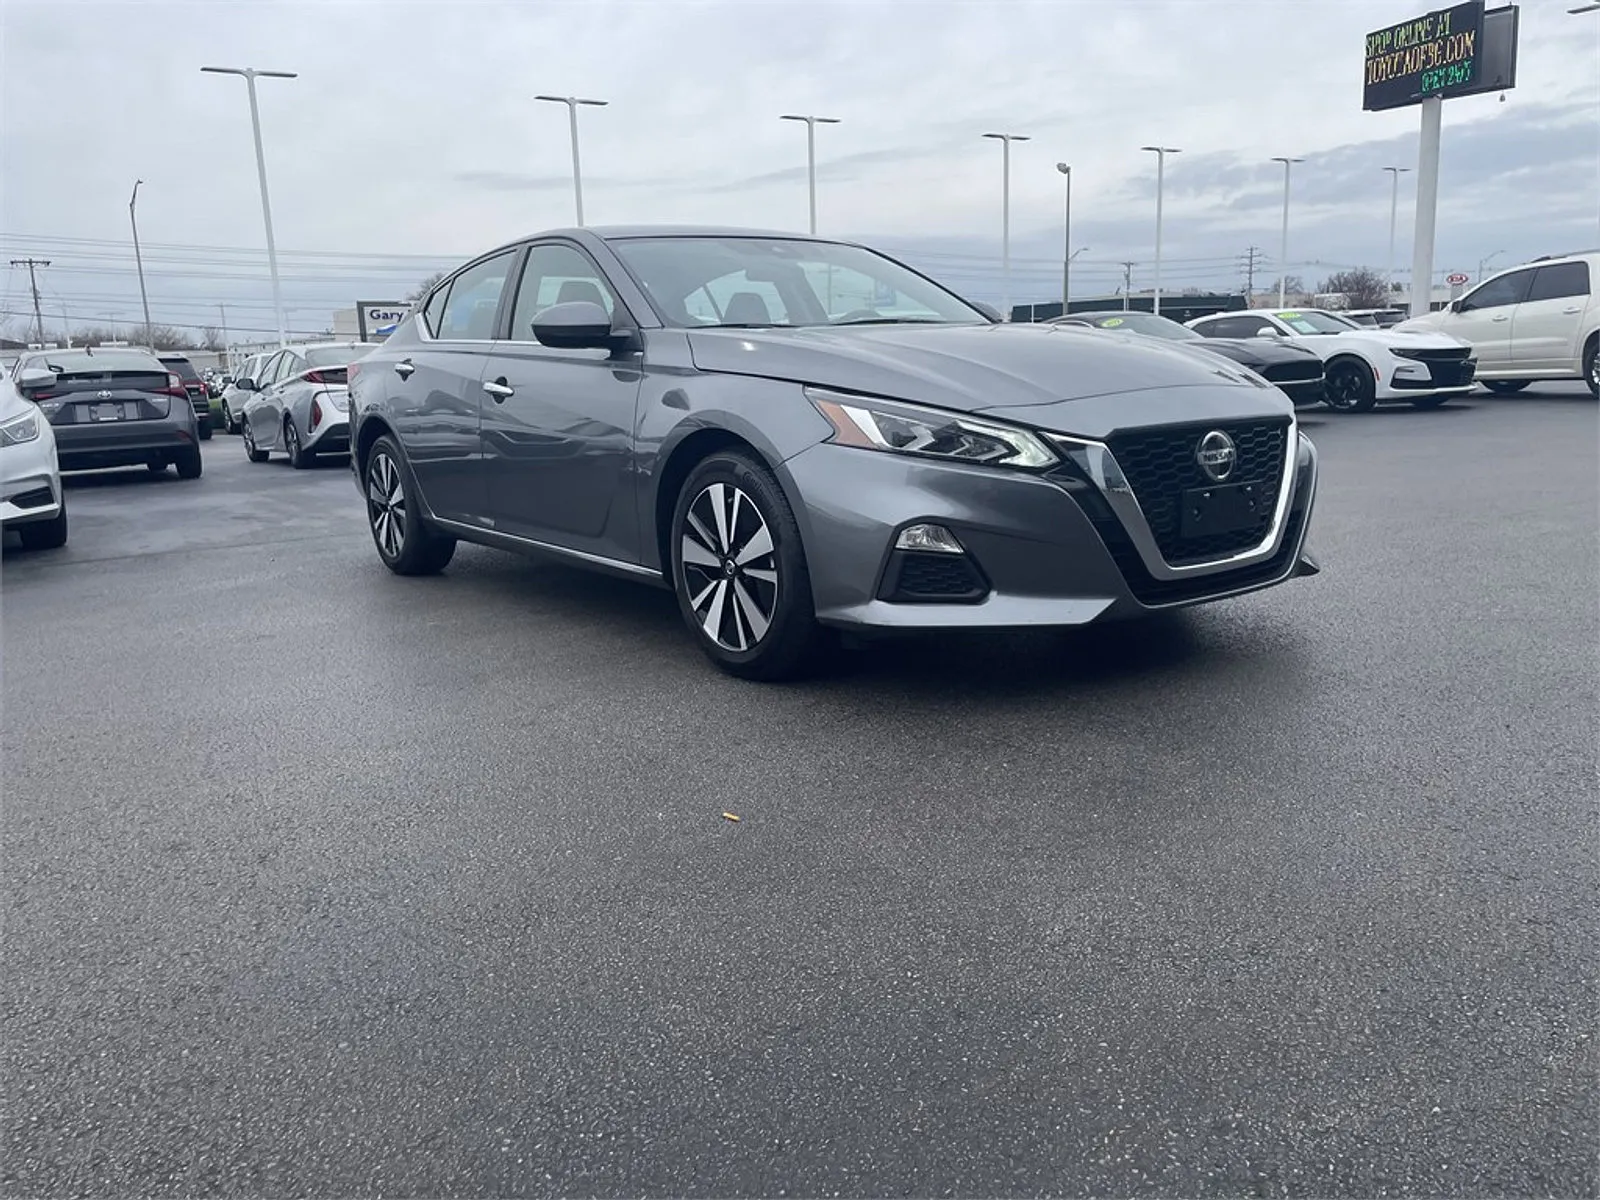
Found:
<box><xmin>17</xmin><ymin>367</ymin><xmax>57</xmax><ymax>392</ymax></box>
<box><xmin>236</xmin><ymin>377</ymin><xmax>257</xmax><ymax>391</ymax></box>
<box><xmin>1448</xmin><ymin>299</ymin><xmax>1464</xmax><ymax>313</ymax></box>
<box><xmin>531</xmin><ymin>300</ymin><xmax>616</xmax><ymax>350</ymax></box>
<box><xmin>1255</xmin><ymin>327</ymin><xmax>1281</xmax><ymax>338</ymax></box>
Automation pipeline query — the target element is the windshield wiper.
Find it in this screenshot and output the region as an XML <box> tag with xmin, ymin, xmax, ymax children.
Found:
<box><xmin>829</xmin><ymin>317</ymin><xmax>950</xmax><ymax>326</ymax></box>
<box><xmin>697</xmin><ymin>322</ymin><xmax>793</xmax><ymax>329</ymax></box>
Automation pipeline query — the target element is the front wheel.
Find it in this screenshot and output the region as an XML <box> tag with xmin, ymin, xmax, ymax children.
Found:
<box><xmin>670</xmin><ymin>451</ymin><xmax>833</xmax><ymax>681</ymax></box>
<box><xmin>1585</xmin><ymin>338</ymin><xmax>1598</xmax><ymax>399</ymax></box>
<box><xmin>365</xmin><ymin>435</ymin><xmax>456</xmax><ymax>575</ymax></box>
<box><xmin>1323</xmin><ymin>359</ymin><xmax>1377</xmax><ymax>413</ymax></box>
<box><xmin>1482</xmin><ymin>380</ymin><xmax>1530</xmax><ymax>395</ymax></box>
<box><xmin>197</xmin><ymin>418</ymin><xmax>212</xmax><ymax>442</ymax></box>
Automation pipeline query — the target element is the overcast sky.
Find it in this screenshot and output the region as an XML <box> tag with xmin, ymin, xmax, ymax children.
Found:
<box><xmin>1</xmin><ymin>0</ymin><xmax>1596</xmax><ymax>340</ymax></box>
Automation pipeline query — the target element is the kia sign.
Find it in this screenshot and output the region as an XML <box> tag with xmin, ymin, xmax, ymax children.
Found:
<box><xmin>1363</xmin><ymin>1</ymin><xmax>1485</xmax><ymax>111</ymax></box>
<box><xmin>357</xmin><ymin>301</ymin><xmax>408</xmax><ymax>342</ymax></box>
<box><xmin>1446</xmin><ymin>272</ymin><xmax>1470</xmax><ymax>285</ymax></box>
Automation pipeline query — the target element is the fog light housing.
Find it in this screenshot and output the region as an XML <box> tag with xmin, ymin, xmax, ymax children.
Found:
<box><xmin>895</xmin><ymin>523</ymin><xmax>964</xmax><ymax>554</ymax></box>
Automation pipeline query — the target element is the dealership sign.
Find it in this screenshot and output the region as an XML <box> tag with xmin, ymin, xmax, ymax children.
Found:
<box><xmin>1363</xmin><ymin>1</ymin><xmax>1519</xmax><ymax>111</ymax></box>
<box><xmin>357</xmin><ymin>301</ymin><xmax>408</xmax><ymax>341</ymax></box>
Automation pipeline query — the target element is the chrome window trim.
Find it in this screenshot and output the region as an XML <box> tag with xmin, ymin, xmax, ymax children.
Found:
<box><xmin>430</xmin><ymin>517</ymin><xmax>663</xmax><ymax>580</ymax></box>
<box><xmin>1048</xmin><ymin>419</ymin><xmax>1301</xmax><ymax>581</ymax></box>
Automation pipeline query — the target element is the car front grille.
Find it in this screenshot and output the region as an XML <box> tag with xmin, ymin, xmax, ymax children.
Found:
<box><xmin>1392</xmin><ymin>346</ymin><xmax>1472</xmax><ymax>363</ymax></box>
<box><xmin>1105</xmin><ymin>419</ymin><xmax>1290</xmax><ymax>564</ymax></box>
<box><xmin>878</xmin><ymin>550</ymin><xmax>989</xmax><ymax>604</ymax></box>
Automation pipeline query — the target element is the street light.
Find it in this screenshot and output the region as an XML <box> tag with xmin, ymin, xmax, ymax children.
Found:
<box><xmin>1569</xmin><ymin>3</ymin><xmax>1600</xmax><ymax>12</ymax></box>
<box><xmin>1383</xmin><ymin>166</ymin><xmax>1412</xmax><ymax>296</ymax></box>
<box><xmin>128</xmin><ymin>180</ymin><xmax>154</xmax><ymax>350</ymax></box>
<box><xmin>1140</xmin><ymin>146</ymin><xmax>1181</xmax><ymax>316</ymax></box>
<box><xmin>535</xmin><ymin>95</ymin><xmax>608</xmax><ymax>226</ymax></box>
<box><xmin>202</xmin><ymin>66</ymin><xmax>295</xmax><ymax>347</ymax></box>
<box><xmin>1270</xmin><ymin>156</ymin><xmax>1304</xmax><ymax>308</ymax></box>
<box><xmin>1477</xmin><ymin>250</ymin><xmax>1506</xmax><ymax>280</ymax></box>
<box><xmin>983</xmin><ymin>132</ymin><xmax>1030</xmax><ymax>319</ymax></box>
<box><xmin>779</xmin><ymin>115</ymin><xmax>841</xmax><ymax>236</ymax></box>
<box><xmin>1054</xmin><ymin>163</ymin><xmax>1075</xmax><ymax>313</ymax></box>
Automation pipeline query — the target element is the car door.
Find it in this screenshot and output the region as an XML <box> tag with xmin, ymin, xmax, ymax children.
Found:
<box><xmin>1440</xmin><ymin>269</ymin><xmax>1534</xmax><ymax>369</ymax></box>
<box><xmin>1511</xmin><ymin>262</ymin><xmax>1592</xmax><ymax>372</ymax></box>
<box><xmin>387</xmin><ymin>250</ymin><xmax>517</xmax><ymax>526</ymax></box>
<box><xmin>264</xmin><ymin>350</ymin><xmax>307</xmax><ymax>444</ymax></box>
<box><xmin>477</xmin><ymin>240</ymin><xmax>645</xmax><ymax>562</ymax></box>
<box><xmin>245</xmin><ymin>351</ymin><xmax>288</xmax><ymax>446</ymax></box>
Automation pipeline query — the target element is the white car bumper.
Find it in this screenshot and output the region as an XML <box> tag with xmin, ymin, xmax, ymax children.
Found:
<box><xmin>1</xmin><ymin>419</ymin><xmax>63</xmax><ymax>528</ymax></box>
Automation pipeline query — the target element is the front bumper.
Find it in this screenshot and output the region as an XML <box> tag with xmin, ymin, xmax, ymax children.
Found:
<box><xmin>1383</xmin><ymin>354</ymin><xmax>1478</xmax><ymax>396</ymax></box>
<box><xmin>781</xmin><ymin>426</ymin><xmax>1318</xmax><ymax>631</ymax></box>
<box><xmin>1</xmin><ymin>431</ymin><xmax>63</xmax><ymax>528</ymax></box>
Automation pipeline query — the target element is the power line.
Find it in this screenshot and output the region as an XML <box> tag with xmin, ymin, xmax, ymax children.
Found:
<box><xmin>1240</xmin><ymin>245</ymin><xmax>1263</xmax><ymax>298</ymax></box>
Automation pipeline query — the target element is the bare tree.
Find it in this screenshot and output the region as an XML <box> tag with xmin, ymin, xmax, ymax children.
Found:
<box><xmin>406</xmin><ymin>270</ymin><xmax>446</xmax><ymax>304</ymax></box>
<box><xmin>200</xmin><ymin>325</ymin><xmax>224</xmax><ymax>351</ymax></box>
<box><xmin>1319</xmin><ymin>268</ymin><xmax>1389</xmax><ymax>309</ymax></box>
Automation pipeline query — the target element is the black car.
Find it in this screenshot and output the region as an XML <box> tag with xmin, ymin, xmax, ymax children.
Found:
<box><xmin>12</xmin><ymin>347</ymin><xmax>204</xmax><ymax>478</ymax></box>
<box><xmin>1052</xmin><ymin>310</ymin><xmax>1327</xmax><ymax>409</ymax></box>
<box><xmin>157</xmin><ymin>352</ymin><xmax>213</xmax><ymax>439</ymax></box>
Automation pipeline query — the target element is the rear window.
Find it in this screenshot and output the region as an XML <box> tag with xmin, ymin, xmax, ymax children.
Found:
<box><xmin>160</xmin><ymin>358</ymin><xmax>202</xmax><ymax>381</ymax></box>
<box><xmin>305</xmin><ymin>344</ymin><xmax>376</xmax><ymax>367</ymax></box>
<box><xmin>27</xmin><ymin>350</ymin><xmax>165</xmax><ymax>375</ymax></box>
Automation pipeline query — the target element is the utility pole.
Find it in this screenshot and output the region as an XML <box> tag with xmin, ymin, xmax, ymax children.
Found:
<box><xmin>10</xmin><ymin>258</ymin><xmax>50</xmax><ymax>343</ymax></box>
<box><xmin>1120</xmin><ymin>261</ymin><xmax>1136</xmax><ymax>311</ymax></box>
<box><xmin>129</xmin><ymin>181</ymin><xmax>155</xmax><ymax>349</ymax></box>
<box><xmin>1240</xmin><ymin>246</ymin><xmax>1262</xmax><ymax>301</ymax></box>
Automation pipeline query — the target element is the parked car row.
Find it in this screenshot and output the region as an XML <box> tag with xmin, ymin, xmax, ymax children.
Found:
<box><xmin>216</xmin><ymin>342</ymin><xmax>378</xmax><ymax>467</ymax></box>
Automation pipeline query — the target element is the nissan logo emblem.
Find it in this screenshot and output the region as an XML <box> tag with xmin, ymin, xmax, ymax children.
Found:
<box><xmin>1196</xmin><ymin>430</ymin><xmax>1237</xmax><ymax>482</ymax></box>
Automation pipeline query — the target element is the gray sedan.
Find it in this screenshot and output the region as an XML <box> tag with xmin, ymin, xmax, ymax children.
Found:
<box><xmin>240</xmin><ymin>341</ymin><xmax>377</xmax><ymax>468</ymax></box>
<box><xmin>349</xmin><ymin>226</ymin><xmax>1320</xmax><ymax>680</ymax></box>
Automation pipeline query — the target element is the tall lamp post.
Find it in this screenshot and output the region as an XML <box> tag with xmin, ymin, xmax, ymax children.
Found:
<box><xmin>535</xmin><ymin>95</ymin><xmax>608</xmax><ymax>226</ymax></box>
<box><xmin>1477</xmin><ymin>250</ymin><xmax>1506</xmax><ymax>281</ymax></box>
<box><xmin>1270</xmin><ymin>156</ymin><xmax>1304</xmax><ymax>308</ymax></box>
<box><xmin>1139</xmin><ymin>146</ymin><xmax>1181</xmax><ymax>316</ymax></box>
<box><xmin>1383</xmin><ymin>165</ymin><xmax>1412</xmax><ymax>298</ymax></box>
<box><xmin>1054</xmin><ymin>162</ymin><xmax>1074</xmax><ymax>313</ymax></box>
<box><xmin>128</xmin><ymin>180</ymin><xmax>155</xmax><ymax>350</ymax></box>
<box><xmin>779</xmin><ymin>114</ymin><xmax>841</xmax><ymax>235</ymax></box>
<box><xmin>982</xmin><ymin>132</ymin><xmax>1030</xmax><ymax>319</ymax></box>
<box><xmin>201</xmin><ymin>66</ymin><xmax>295</xmax><ymax>347</ymax></box>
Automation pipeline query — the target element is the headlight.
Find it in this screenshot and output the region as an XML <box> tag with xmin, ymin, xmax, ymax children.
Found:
<box><xmin>0</xmin><ymin>411</ymin><xmax>40</xmax><ymax>447</ymax></box>
<box><xmin>805</xmin><ymin>387</ymin><xmax>1056</xmax><ymax>469</ymax></box>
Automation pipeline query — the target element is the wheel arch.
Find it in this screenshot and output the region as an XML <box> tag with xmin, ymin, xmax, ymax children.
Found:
<box><xmin>354</xmin><ymin>414</ymin><xmax>398</xmax><ymax>477</ymax></box>
<box><xmin>652</xmin><ymin>426</ymin><xmax>774</xmax><ymax>577</ymax></box>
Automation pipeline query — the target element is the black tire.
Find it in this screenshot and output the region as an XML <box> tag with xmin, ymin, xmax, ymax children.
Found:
<box><xmin>1482</xmin><ymin>381</ymin><xmax>1530</xmax><ymax>395</ymax></box>
<box><xmin>18</xmin><ymin>500</ymin><xmax>67</xmax><ymax>550</ymax></box>
<box><xmin>197</xmin><ymin>419</ymin><xmax>212</xmax><ymax>441</ymax></box>
<box><xmin>176</xmin><ymin>446</ymin><xmax>203</xmax><ymax>479</ymax></box>
<box><xmin>670</xmin><ymin>450</ymin><xmax>834</xmax><ymax>681</ymax></box>
<box><xmin>1585</xmin><ymin>338</ymin><xmax>1598</xmax><ymax>399</ymax></box>
<box><xmin>148</xmin><ymin>460</ymin><xmax>168</xmax><ymax>475</ymax></box>
<box><xmin>242</xmin><ymin>418</ymin><xmax>269</xmax><ymax>463</ymax></box>
<box><xmin>365</xmin><ymin>435</ymin><xmax>455</xmax><ymax>575</ymax></box>
<box><xmin>284</xmin><ymin>416</ymin><xmax>311</xmax><ymax>469</ymax></box>
<box><xmin>1323</xmin><ymin>357</ymin><xmax>1377</xmax><ymax>413</ymax></box>
<box><xmin>221</xmin><ymin>402</ymin><xmax>239</xmax><ymax>434</ymax></box>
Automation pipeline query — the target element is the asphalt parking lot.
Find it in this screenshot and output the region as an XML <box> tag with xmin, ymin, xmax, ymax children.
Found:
<box><xmin>4</xmin><ymin>387</ymin><xmax>1596</xmax><ymax>1198</ymax></box>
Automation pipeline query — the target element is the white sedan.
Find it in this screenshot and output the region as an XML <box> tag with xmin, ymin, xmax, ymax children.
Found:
<box><xmin>1185</xmin><ymin>308</ymin><xmax>1477</xmax><ymax>412</ymax></box>
<box><xmin>0</xmin><ymin>373</ymin><xmax>66</xmax><ymax>550</ymax></box>
<box><xmin>240</xmin><ymin>341</ymin><xmax>377</xmax><ymax>468</ymax></box>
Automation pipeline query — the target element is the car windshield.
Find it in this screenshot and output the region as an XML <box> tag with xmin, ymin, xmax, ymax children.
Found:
<box><xmin>1072</xmin><ymin>312</ymin><xmax>1202</xmax><ymax>342</ymax></box>
<box><xmin>1273</xmin><ymin>310</ymin><xmax>1360</xmax><ymax>335</ymax></box>
<box><xmin>305</xmin><ymin>344</ymin><xmax>376</xmax><ymax>367</ymax></box>
<box><xmin>609</xmin><ymin>236</ymin><xmax>989</xmax><ymax>329</ymax></box>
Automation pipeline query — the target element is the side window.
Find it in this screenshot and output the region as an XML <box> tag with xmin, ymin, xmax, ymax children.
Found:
<box><xmin>508</xmin><ymin>244</ymin><xmax>618</xmax><ymax>342</ymax></box>
<box><xmin>1203</xmin><ymin>315</ymin><xmax>1268</xmax><ymax>338</ymax></box>
<box><xmin>1526</xmin><ymin>262</ymin><xmax>1590</xmax><ymax>303</ymax></box>
<box><xmin>256</xmin><ymin>352</ymin><xmax>286</xmax><ymax>385</ymax></box>
<box><xmin>437</xmin><ymin>252</ymin><xmax>516</xmax><ymax>341</ymax></box>
<box><xmin>1461</xmin><ymin>269</ymin><xmax>1533</xmax><ymax>312</ymax></box>
<box><xmin>422</xmin><ymin>285</ymin><xmax>451</xmax><ymax>337</ymax></box>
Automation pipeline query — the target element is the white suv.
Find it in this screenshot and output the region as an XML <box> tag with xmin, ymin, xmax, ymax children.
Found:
<box><xmin>1397</xmin><ymin>251</ymin><xmax>1600</xmax><ymax>397</ymax></box>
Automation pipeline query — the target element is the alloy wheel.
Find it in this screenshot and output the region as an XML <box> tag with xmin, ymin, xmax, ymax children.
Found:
<box><xmin>1325</xmin><ymin>369</ymin><xmax>1360</xmax><ymax>410</ymax></box>
<box><xmin>243</xmin><ymin>424</ymin><xmax>258</xmax><ymax>454</ymax></box>
<box><xmin>680</xmin><ymin>482</ymin><xmax>778</xmax><ymax>652</ymax></box>
<box><xmin>367</xmin><ymin>451</ymin><xmax>406</xmax><ymax>559</ymax></box>
<box><xmin>285</xmin><ymin>420</ymin><xmax>300</xmax><ymax>459</ymax></box>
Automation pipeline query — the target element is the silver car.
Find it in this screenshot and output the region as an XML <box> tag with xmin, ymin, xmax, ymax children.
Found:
<box><xmin>241</xmin><ymin>341</ymin><xmax>377</xmax><ymax>468</ymax></box>
<box><xmin>349</xmin><ymin>226</ymin><xmax>1321</xmax><ymax>680</ymax></box>
<box><xmin>217</xmin><ymin>352</ymin><xmax>270</xmax><ymax>435</ymax></box>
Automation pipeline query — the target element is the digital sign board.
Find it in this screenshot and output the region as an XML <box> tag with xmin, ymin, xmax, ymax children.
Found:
<box><xmin>1363</xmin><ymin>1</ymin><xmax>1485</xmax><ymax>111</ymax></box>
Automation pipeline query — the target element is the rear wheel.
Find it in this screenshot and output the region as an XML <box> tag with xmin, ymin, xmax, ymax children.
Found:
<box><xmin>243</xmin><ymin>419</ymin><xmax>269</xmax><ymax>463</ymax></box>
<box><xmin>1323</xmin><ymin>358</ymin><xmax>1377</xmax><ymax>413</ymax></box>
<box><xmin>365</xmin><ymin>435</ymin><xmax>455</xmax><ymax>575</ymax></box>
<box><xmin>197</xmin><ymin>411</ymin><xmax>212</xmax><ymax>441</ymax></box>
<box><xmin>18</xmin><ymin>500</ymin><xmax>67</xmax><ymax>550</ymax></box>
<box><xmin>284</xmin><ymin>417</ymin><xmax>310</xmax><ymax>469</ymax></box>
<box><xmin>1482</xmin><ymin>380</ymin><xmax>1530</xmax><ymax>395</ymax></box>
<box><xmin>670</xmin><ymin>450</ymin><xmax>833</xmax><ymax>681</ymax></box>
<box><xmin>176</xmin><ymin>446</ymin><xmax>203</xmax><ymax>479</ymax></box>
<box><xmin>1585</xmin><ymin>337</ymin><xmax>1598</xmax><ymax>399</ymax></box>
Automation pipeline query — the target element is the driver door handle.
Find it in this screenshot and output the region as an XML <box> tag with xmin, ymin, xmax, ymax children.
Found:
<box><xmin>393</xmin><ymin>359</ymin><xmax>415</xmax><ymax>379</ymax></box>
<box><xmin>483</xmin><ymin>378</ymin><xmax>515</xmax><ymax>402</ymax></box>
<box><xmin>1491</xmin><ymin>314</ymin><xmax>1509</xmax><ymax>322</ymax></box>
<box><xmin>1562</xmin><ymin>306</ymin><xmax>1582</xmax><ymax>314</ymax></box>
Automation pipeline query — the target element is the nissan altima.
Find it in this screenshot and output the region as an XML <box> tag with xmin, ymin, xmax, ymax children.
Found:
<box><xmin>348</xmin><ymin>227</ymin><xmax>1320</xmax><ymax>679</ymax></box>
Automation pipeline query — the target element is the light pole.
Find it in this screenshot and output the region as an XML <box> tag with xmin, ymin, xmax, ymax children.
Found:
<box><xmin>1383</xmin><ymin>166</ymin><xmax>1412</xmax><ymax>298</ymax></box>
<box><xmin>1477</xmin><ymin>250</ymin><xmax>1506</xmax><ymax>281</ymax></box>
<box><xmin>128</xmin><ymin>180</ymin><xmax>154</xmax><ymax>350</ymax></box>
<box><xmin>779</xmin><ymin>114</ymin><xmax>841</xmax><ymax>235</ymax></box>
<box><xmin>536</xmin><ymin>95</ymin><xmax>608</xmax><ymax>226</ymax></box>
<box><xmin>1054</xmin><ymin>163</ymin><xmax>1074</xmax><ymax>313</ymax></box>
<box><xmin>1270</xmin><ymin>156</ymin><xmax>1304</xmax><ymax>309</ymax></box>
<box><xmin>218</xmin><ymin>302</ymin><xmax>230</xmax><ymax>355</ymax></box>
<box><xmin>1140</xmin><ymin>146</ymin><xmax>1181</xmax><ymax>316</ymax></box>
<box><xmin>983</xmin><ymin>132</ymin><xmax>1030</xmax><ymax>319</ymax></box>
<box><xmin>202</xmin><ymin>66</ymin><xmax>295</xmax><ymax>347</ymax></box>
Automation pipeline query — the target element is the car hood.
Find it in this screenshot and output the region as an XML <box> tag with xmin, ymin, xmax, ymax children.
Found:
<box><xmin>1334</xmin><ymin>326</ymin><xmax>1467</xmax><ymax>350</ymax></box>
<box><xmin>1188</xmin><ymin>338</ymin><xmax>1323</xmax><ymax>367</ymax></box>
<box><xmin>684</xmin><ymin>322</ymin><xmax>1291</xmax><ymax>437</ymax></box>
